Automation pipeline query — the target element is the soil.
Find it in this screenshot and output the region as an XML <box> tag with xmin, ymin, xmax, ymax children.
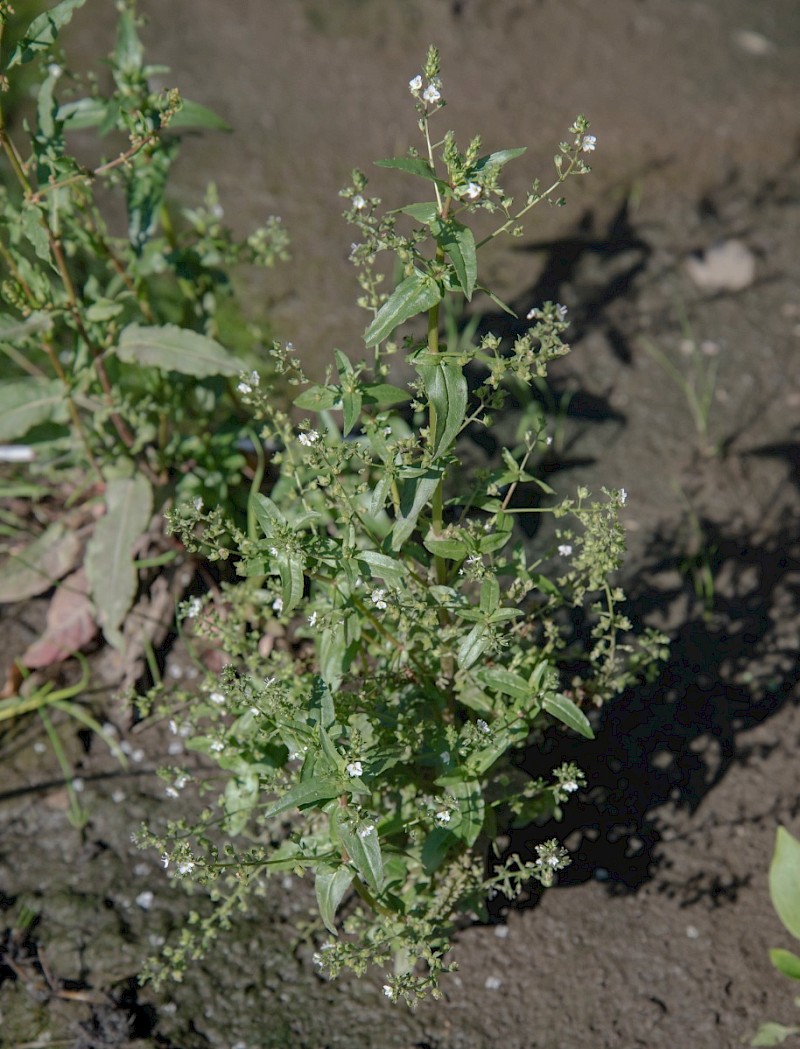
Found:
<box><xmin>3</xmin><ymin>1</ymin><xmax>800</xmax><ymax>1047</ymax></box>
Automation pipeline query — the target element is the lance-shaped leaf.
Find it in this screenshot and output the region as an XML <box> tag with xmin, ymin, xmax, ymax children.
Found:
<box><xmin>252</xmin><ymin>492</ymin><xmax>287</xmax><ymax>535</ymax></box>
<box><xmin>396</xmin><ymin>201</ymin><xmax>439</xmax><ymax>223</ymax></box>
<box><xmin>436</xmin><ymin>772</ymin><xmax>485</xmax><ymax>846</ymax></box>
<box><xmin>0</xmin><ymin>312</ymin><xmax>53</xmax><ymax>344</ymax></box>
<box><xmin>770</xmin><ymin>948</ymin><xmax>800</xmax><ymax>981</ymax></box>
<box><xmin>335</xmin><ymin>810</ymin><xmax>384</xmax><ymax>893</ymax></box>
<box><xmin>417</xmin><ymin>357</ymin><xmax>467</xmax><ymax>460</ymax></box>
<box><xmin>0</xmin><ymin>379</ymin><xmax>64</xmax><ymax>441</ymax></box>
<box><xmin>263</xmin><ymin>776</ymin><xmax>341</xmax><ymax>819</ymax></box>
<box><xmin>770</xmin><ymin>827</ymin><xmax>800</xmax><ymax>941</ymax></box>
<box><xmin>335</xmin><ymin>349</ymin><xmax>363</xmax><ymax>435</ymax></box>
<box><xmin>21</xmin><ymin>567</ymin><xmax>97</xmax><ymax>668</ymax></box>
<box><xmin>542</xmin><ymin>693</ymin><xmax>595</xmax><ymax>739</ymax></box>
<box><xmin>294</xmin><ymin>384</ymin><xmax>340</xmax><ymax>411</ymax></box>
<box><xmin>375</xmin><ymin>156</ymin><xmax>448</xmax><ymax>187</ymax></box>
<box><xmin>115</xmin><ymin>324</ymin><xmax>240</xmax><ymax>377</ymax></box>
<box><xmin>391</xmin><ymin>468</ymin><xmax>442</xmax><ymax>551</ymax></box>
<box><xmin>85</xmin><ymin>475</ymin><xmax>153</xmax><ymax>650</ymax></box>
<box><xmin>357</xmin><ymin>549</ymin><xmax>406</xmax><ymax>588</ymax></box>
<box><xmin>457</xmin><ymin>623</ymin><xmax>490</xmax><ymax>671</ymax></box>
<box><xmin>474</xmin><ymin>667</ymin><xmax>532</xmax><ymax>702</ymax></box>
<box><xmin>432</xmin><ymin>219</ymin><xmax>477</xmax><ymax>300</ymax></box>
<box><xmin>6</xmin><ymin>0</ymin><xmax>87</xmax><ymax>69</ymax></box>
<box><xmin>472</xmin><ymin>147</ymin><xmax>527</xmax><ymax>174</ymax></box>
<box><xmin>362</xmin><ymin>383</ymin><xmax>410</xmax><ymax>408</ymax></box>
<box><xmin>276</xmin><ymin>553</ymin><xmax>305</xmax><ymax>615</ymax></box>
<box><xmin>315</xmin><ymin>865</ymin><xmax>354</xmax><ymax>935</ymax></box>
<box><xmin>223</xmin><ymin>770</ymin><xmax>259</xmax><ymax>835</ymax></box>
<box><xmin>170</xmin><ymin>99</ymin><xmax>231</xmax><ymax>131</ymax></box>
<box><xmin>365</xmin><ymin>272</ymin><xmax>441</xmax><ymax>348</ymax></box>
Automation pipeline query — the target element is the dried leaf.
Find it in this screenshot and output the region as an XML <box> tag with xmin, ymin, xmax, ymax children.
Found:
<box><xmin>21</xmin><ymin>568</ymin><xmax>97</xmax><ymax>668</ymax></box>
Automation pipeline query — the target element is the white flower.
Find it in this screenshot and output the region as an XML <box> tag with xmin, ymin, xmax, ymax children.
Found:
<box><xmin>352</xmin><ymin>194</ymin><xmax>366</xmax><ymax>210</ymax></box>
<box><xmin>619</xmin><ymin>487</ymin><xmax>628</xmax><ymax>505</ymax></box>
<box><xmin>547</xmin><ymin>854</ymin><xmax>560</xmax><ymax>867</ymax></box>
<box><xmin>165</xmin><ymin>786</ymin><xmax>179</xmax><ymax>799</ymax></box>
<box><xmin>562</xmin><ymin>780</ymin><xmax>579</xmax><ymax>793</ymax></box>
<box><xmin>186</xmin><ymin>597</ymin><xmax>202</xmax><ymax>619</ymax></box>
<box><xmin>237</xmin><ymin>381</ymin><xmax>252</xmax><ymax>395</ymax></box>
<box><xmin>193</xmin><ymin>496</ymin><xmax>203</xmax><ymax>511</ymax></box>
<box><xmin>383</xmin><ymin>983</ymin><xmax>394</xmax><ymax>998</ymax></box>
<box><xmin>558</xmin><ymin>544</ymin><xmax>573</xmax><ymax>557</ymax></box>
<box><xmin>209</xmin><ymin>691</ymin><xmax>225</xmax><ymax>705</ymax></box>
<box><xmin>272</xmin><ymin>596</ymin><xmax>284</xmax><ymax>614</ymax></box>
<box><xmin>581</xmin><ymin>134</ymin><xmax>597</xmax><ymax>152</ymax></box>
<box><xmin>209</xmin><ymin>740</ymin><xmax>224</xmax><ymax>753</ymax></box>
<box><xmin>556</xmin><ymin>303</ymin><xmax>568</xmax><ymax>320</ymax></box>
<box><xmin>408</xmin><ymin>74</ymin><xmax>423</xmax><ymax>95</ymax></box>
<box><xmin>358</xmin><ymin>824</ymin><xmax>375</xmax><ymax>839</ymax></box>
<box><xmin>308</xmin><ymin>611</ymin><xmax>319</xmax><ymax>628</ymax></box>
<box><xmin>47</xmin><ymin>63</ymin><xmax>63</xmax><ymax>79</ymax></box>
<box><xmin>370</xmin><ymin>587</ymin><xmax>388</xmax><ymax>610</ymax></box>
<box><xmin>299</xmin><ymin>430</ymin><xmax>320</xmax><ymax>447</ymax></box>
<box><xmin>210</xmin><ymin>202</ymin><xmax>225</xmax><ymax>219</ymax></box>
<box><xmin>161</xmin><ymin>853</ymin><xmax>170</xmax><ymax>869</ymax></box>
<box><xmin>0</xmin><ymin>445</ymin><xmax>34</xmax><ymax>462</ymax></box>
<box><xmin>435</xmin><ymin>810</ymin><xmax>451</xmax><ymax>824</ymax></box>
<box><xmin>178</xmin><ymin>860</ymin><xmax>195</xmax><ymax>875</ymax></box>
<box><xmin>457</xmin><ymin>181</ymin><xmax>481</xmax><ymax>200</ymax></box>
<box><xmin>476</xmin><ymin>719</ymin><xmax>490</xmax><ymax>734</ymax></box>
<box><xmin>346</xmin><ymin>761</ymin><xmax>363</xmax><ymax>778</ymax></box>
<box><xmin>546</xmin><ymin>435</ymin><xmax>553</xmax><ymax>446</ymax></box>
<box><xmin>422</xmin><ymin>82</ymin><xmax>441</xmax><ymax>104</ymax></box>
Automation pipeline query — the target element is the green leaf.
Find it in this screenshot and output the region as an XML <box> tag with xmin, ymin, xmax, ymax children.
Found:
<box><xmin>530</xmin><ymin>573</ymin><xmax>561</xmax><ymax>598</ymax></box>
<box><xmin>223</xmin><ymin>770</ymin><xmax>259</xmax><ymax>835</ymax></box>
<box><xmin>335</xmin><ymin>811</ymin><xmax>384</xmax><ymax>892</ymax></box>
<box><xmin>479</xmin><ymin>576</ymin><xmax>500</xmax><ymax>615</ymax></box>
<box><xmin>473</xmin><ymin>147</ymin><xmax>527</xmax><ymax>173</ymax></box>
<box><xmin>770</xmin><ymin>827</ymin><xmax>800</xmax><ymax>941</ymax></box>
<box><xmin>0</xmin><ymin>379</ymin><xmax>64</xmax><ymax>441</ymax></box>
<box><xmin>263</xmin><ymin>776</ymin><xmax>341</xmax><ymax>818</ymax></box>
<box><xmin>84</xmin><ymin>475</ymin><xmax>153</xmax><ymax>650</ymax></box>
<box><xmin>417</xmin><ymin>357</ymin><xmax>467</xmax><ymax>459</ymax></box>
<box><xmin>475</xmin><ymin>667</ymin><xmax>531</xmax><ymax>702</ymax></box>
<box><xmin>542</xmin><ymin>693</ymin><xmax>595</xmax><ymax>739</ymax></box>
<box><xmin>770</xmin><ymin>948</ymin><xmax>800</xmax><ymax>981</ymax></box>
<box><xmin>342</xmin><ymin>390</ymin><xmax>362</xmax><ymax>437</ymax></box>
<box><xmin>315</xmin><ymin>865</ymin><xmax>354</xmax><ymax>935</ymax></box>
<box><xmin>375</xmin><ymin>156</ymin><xmax>447</xmax><ymax>186</ymax></box>
<box><xmin>115</xmin><ymin>324</ymin><xmax>240</xmax><ymax>377</ymax></box>
<box><xmin>361</xmin><ymin>382</ymin><xmax>410</xmax><ymax>407</ymax></box>
<box><xmin>396</xmin><ymin>201</ymin><xmax>439</xmax><ymax>223</ymax></box>
<box><xmin>278</xmin><ymin>554</ymin><xmax>305</xmax><ymax>615</ymax></box>
<box><xmin>6</xmin><ymin>0</ymin><xmax>87</xmax><ymax>69</ymax></box>
<box><xmin>437</xmin><ymin>773</ymin><xmax>485</xmax><ymax>846</ymax></box>
<box><xmin>252</xmin><ymin>492</ymin><xmax>286</xmax><ymax>534</ymax></box>
<box><xmin>433</xmin><ymin>219</ymin><xmax>477</xmax><ymax>300</ymax></box>
<box><xmin>357</xmin><ymin>550</ymin><xmax>406</xmax><ymax>588</ymax></box>
<box><xmin>0</xmin><ymin>312</ymin><xmax>53</xmax><ymax>344</ymax></box>
<box><xmin>57</xmin><ymin>97</ymin><xmax>107</xmax><ymax>130</ymax></box>
<box><xmin>480</xmin><ymin>286</ymin><xmax>518</xmax><ymax>318</ymax></box>
<box><xmin>423</xmin><ymin>529</ymin><xmax>468</xmax><ymax>560</ymax></box>
<box><xmin>364</xmin><ymin>272</ymin><xmax>441</xmax><ymax>348</ymax></box>
<box><xmin>319</xmin><ymin>623</ymin><xmax>348</xmax><ymax>690</ymax></box>
<box><xmin>391</xmin><ymin>468</ymin><xmax>442</xmax><ymax>551</ymax></box>
<box><xmin>113</xmin><ymin>6</ymin><xmax>142</xmax><ymax>74</ymax></box>
<box><xmin>20</xmin><ymin>203</ymin><xmax>51</xmax><ymax>265</ymax></box>
<box><xmin>170</xmin><ymin>98</ymin><xmax>231</xmax><ymax>131</ymax></box>
<box><xmin>294</xmin><ymin>384</ymin><xmax>339</xmax><ymax>411</ymax></box>
<box><xmin>421</xmin><ymin>827</ymin><xmax>457</xmax><ymax>874</ymax></box>
<box><xmin>751</xmin><ymin>1022</ymin><xmax>800</xmax><ymax>1047</ymax></box>
<box><xmin>457</xmin><ymin>624</ymin><xmax>490</xmax><ymax>671</ymax></box>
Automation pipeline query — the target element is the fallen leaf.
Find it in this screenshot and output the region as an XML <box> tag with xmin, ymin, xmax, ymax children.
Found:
<box><xmin>21</xmin><ymin>568</ymin><xmax>98</xmax><ymax>668</ymax></box>
<box><xmin>0</xmin><ymin>523</ymin><xmax>82</xmax><ymax>602</ymax></box>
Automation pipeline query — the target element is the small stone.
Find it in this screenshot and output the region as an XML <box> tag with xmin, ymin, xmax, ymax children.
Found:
<box><xmin>494</xmin><ymin>924</ymin><xmax>510</xmax><ymax>939</ymax></box>
<box><xmin>686</xmin><ymin>925</ymin><xmax>700</xmax><ymax>939</ymax></box>
<box><xmin>685</xmin><ymin>239</ymin><xmax>756</xmax><ymax>293</ymax></box>
<box><xmin>135</xmin><ymin>891</ymin><xmax>154</xmax><ymax>910</ymax></box>
<box><xmin>484</xmin><ymin>975</ymin><xmax>503</xmax><ymax>990</ymax></box>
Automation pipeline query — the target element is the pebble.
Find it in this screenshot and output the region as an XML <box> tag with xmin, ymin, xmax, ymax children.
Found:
<box><xmin>484</xmin><ymin>975</ymin><xmax>503</xmax><ymax>990</ymax></box>
<box><xmin>686</xmin><ymin>239</ymin><xmax>756</xmax><ymax>293</ymax></box>
<box><xmin>494</xmin><ymin>924</ymin><xmax>510</xmax><ymax>939</ymax></box>
<box><xmin>686</xmin><ymin>925</ymin><xmax>700</xmax><ymax>939</ymax></box>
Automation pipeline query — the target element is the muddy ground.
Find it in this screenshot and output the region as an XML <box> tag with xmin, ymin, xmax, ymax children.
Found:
<box><xmin>2</xmin><ymin>0</ymin><xmax>800</xmax><ymax>1046</ymax></box>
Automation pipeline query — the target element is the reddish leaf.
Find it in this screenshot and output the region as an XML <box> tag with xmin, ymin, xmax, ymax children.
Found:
<box><xmin>22</xmin><ymin>568</ymin><xmax>98</xmax><ymax>668</ymax></box>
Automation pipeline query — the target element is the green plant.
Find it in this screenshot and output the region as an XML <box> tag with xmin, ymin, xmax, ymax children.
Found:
<box><xmin>0</xmin><ymin>0</ymin><xmax>287</xmax><ymax>653</ymax></box>
<box><xmin>140</xmin><ymin>48</ymin><xmax>667</xmax><ymax>1004</ymax></box>
<box><xmin>751</xmin><ymin>827</ymin><xmax>800</xmax><ymax>1046</ymax></box>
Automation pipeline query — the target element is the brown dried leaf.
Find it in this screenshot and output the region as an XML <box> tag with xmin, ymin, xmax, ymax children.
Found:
<box><xmin>21</xmin><ymin>568</ymin><xmax>98</xmax><ymax>668</ymax></box>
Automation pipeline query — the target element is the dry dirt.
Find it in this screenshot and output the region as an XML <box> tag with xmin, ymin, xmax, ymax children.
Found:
<box><xmin>2</xmin><ymin>1</ymin><xmax>800</xmax><ymax>1047</ymax></box>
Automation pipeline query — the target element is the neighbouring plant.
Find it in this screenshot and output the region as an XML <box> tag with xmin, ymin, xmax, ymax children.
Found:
<box><xmin>0</xmin><ymin>0</ymin><xmax>287</xmax><ymax>657</ymax></box>
<box><xmin>752</xmin><ymin>827</ymin><xmax>800</xmax><ymax>1046</ymax></box>
<box><xmin>140</xmin><ymin>47</ymin><xmax>666</xmax><ymax>1003</ymax></box>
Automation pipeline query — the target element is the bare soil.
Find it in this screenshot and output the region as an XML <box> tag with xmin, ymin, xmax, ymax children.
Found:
<box><xmin>2</xmin><ymin>1</ymin><xmax>800</xmax><ymax>1047</ymax></box>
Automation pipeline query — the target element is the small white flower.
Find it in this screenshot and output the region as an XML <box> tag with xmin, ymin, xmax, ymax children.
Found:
<box><xmin>161</xmin><ymin>853</ymin><xmax>170</xmax><ymax>869</ymax></box>
<box><xmin>210</xmin><ymin>202</ymin><xmax>225</xmax><ymax>219</ymax></box>
<box><xmin>556</xmin><ymin>303</ymin><xmax>568</xmax><ymax>320</ymax></box>
<box><xmin>558</xmin><ymin>544</ymin><xmax>573</xmax><ymax>557</ymax></box>
<box><xmin>308</xmin><ymin>611</ymin><xmax>319</xmax><ymax>628</ymax></box>
<box><xmin>547</xmin><ymin>854</ymin><xmax>560</xmax><ymax>867</ymax></box>
<box><xmin>186</xmin><ymin>597</ymin><xmax>202</xmax><ymax>619</ymax></box>
<box><xmin>71</xmin><ymin>777</ymin><xmax>84</xmax><ymax>793</ymax></box>
<box><xmin>178</xmin><ymin>861</ymin><xmax>195</xmax><ymax>875</ymax></box>
<box><xmin>299</xmin><ymin>430</ymin><xmax>320</xmax><ymax>447</ymax></box>
<box><xmin>476</xmin><ymin>719</ymin><xmax>490</xmax><ymax>734</ymax></box>
<box><xmin>457</xmin><ymin>181</ymin><xmax>481</xmax><ymax>200</ymax></box>
<box><xmin>209</xmin><ymin>691</ymin><xmax>225</xmax><ymax>705</ymax></box>
<box><xmin>352</xmin><ymin>194</ymin><xmax>366</xmax><ymax>210</ymax></box>
<box><xmin>422</xmin><ymin>82</ymin><xmax>441</xmax><ymax>104</ymax></box>
<box><xmin>581</xmin><ymin>134</ymin><xmax>597</xmax><ymax>153</ymax></box>
<box><xmin>272</xmin><ymin>596</ymin><xmax>284</xmax><ymax>614</ymax></box>
<box><xmin>346</xmin><ymin>761</ymin><xmax>363</xmax><ymax>778</ymax></box>
<box><xmin>358</xmin><ymin>824</ymin><xmax>375</xmax><ymax>839</ymax></box>
<box><xmin>193</xmin><ymin>496</ymin><xmax>203</xmax><ymax>511</ymax></box>
<box><xmin>209</xmin><ymin>740</ymin><xmax>224</xmax><ymax>753</ymax></box>
<box><xmin>370</xmin><ymin>587</ymin><xmax>388</xmax><ymax>610</ymax></box>
<box><xmin>408</xmin><ymin>74</ymin><xmax>423</xmax><ymax>95</ymax></box>
<box><xmin>546</xmin><ymin>435</ymin><xmax>553</xmax><ymax>446</ymax></box>
<box><xmin>562</xmin><ymin>780</ymin><xmax>579</xmax><ymax>793</ymax></box>
<box><xmin>165</xmin><ymin>786</ymin><xmax>180</xmax><ymax>799</ymax></box>
<box><xmin>440</xmin><ymin>751</ymin><xmax>451</xmax><ymax>765</ymax></box>
<box><xmin>248</xmin><ymin>369</ymin><xmax>260</xmax><ymax>386</ymax></box>
<box><xmin>435</xmin><ymin>810</ymin><xmax>451</xmax><ymax>824</ymax></box>
<box><xmin>237</xmin><ymin>381</ymin><xmax>252</xmax><ymax>395</ymax></box>
<box><xmin>619</xmin><ymin>488</ymin><xmax>628</xmax><ymax>505</ymax></box>
<box><xmin>47</xmin><ymin>63</ymin><xmax>63</xmax><ymax>79</ymax></box>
